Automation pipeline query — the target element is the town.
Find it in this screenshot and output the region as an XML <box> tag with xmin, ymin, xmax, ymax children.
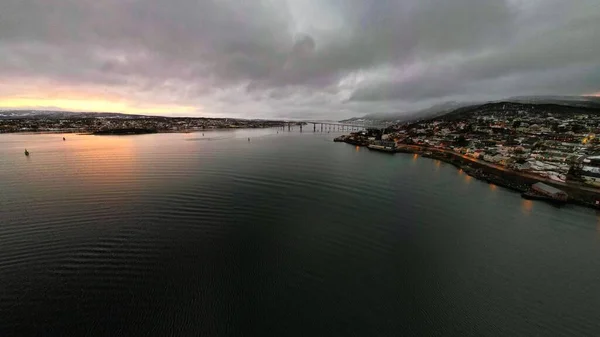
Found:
<box><xmin>0</xmin><ymin>115</ymin><xmax>286</xmax><ymax>134</ymax></box>
<box><xmin>336</xmin><ymin>102</ymin><xmax>600</xmax><ymax>207</ymax></box>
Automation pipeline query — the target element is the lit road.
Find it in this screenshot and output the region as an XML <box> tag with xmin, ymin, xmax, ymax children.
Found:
<box><xmin>402</xmin><ymin>145</ymin><xmax>600</xmax><ymax>194</ymax></box>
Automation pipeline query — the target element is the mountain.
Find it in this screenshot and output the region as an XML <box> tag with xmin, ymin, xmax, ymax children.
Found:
<box><xmin>506</xmin><ymin>96</ymin><xmax>600</xmax><ymax>109</ymax></box>
<box><xmin>343</xmin><ymin>96</ymin><xmax>600</xmax><ymax>123</ymax></box>
<box><xmin>342</xmin><ymin>101</ymin><xmax>477</xmax><ymax>124</ymax></box>
<box><xmin>437</xmin><ymin>100</ymin><xmax>600</xmax><ymax>122</ymax></box>
<box><xmin>0</xmin><ymin>110</ymin><xmax>155</xmax><ymax>119</ymax></box>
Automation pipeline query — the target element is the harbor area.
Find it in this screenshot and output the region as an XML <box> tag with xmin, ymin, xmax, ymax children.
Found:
<box><xmin>336</xmin><ymin>131</ymin><xmax>600</xmax><ymax>209</ymax></box>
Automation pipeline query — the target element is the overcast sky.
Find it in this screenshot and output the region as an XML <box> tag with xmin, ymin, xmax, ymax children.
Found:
<box><xmin>1</xmin><ymin>0</ymin><xmax>599</xmax><ymax>119</ymax></box>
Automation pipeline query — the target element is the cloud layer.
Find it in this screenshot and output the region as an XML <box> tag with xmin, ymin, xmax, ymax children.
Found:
<box><xmin>1</xmin><ymin>0</ymin><xmax>599</xmax><ymax>119</ymax></box>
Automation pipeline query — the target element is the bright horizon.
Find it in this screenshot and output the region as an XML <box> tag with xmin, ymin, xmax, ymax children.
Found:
<box><xmin>0</xmin><ymin>96</ymin><xmax>197</xmax><ymax>116</ymax></box>
<box><xmin>3</xmin><ymin>93</ymin><xmax>600</xmax><ymax>119</ymax></box>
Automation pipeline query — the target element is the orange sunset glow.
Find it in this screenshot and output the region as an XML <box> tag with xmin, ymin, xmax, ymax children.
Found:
<box><xmin>0</xmin><ymin>91</ymin><xmax>197</xmax><ymax>115</ymax></box>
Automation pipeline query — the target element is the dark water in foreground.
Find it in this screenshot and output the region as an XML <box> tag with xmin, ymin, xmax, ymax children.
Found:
<box><xmin>2</xmin><ymin>129</ymin><xmax>600</xmax><ymax>336</ymax></box>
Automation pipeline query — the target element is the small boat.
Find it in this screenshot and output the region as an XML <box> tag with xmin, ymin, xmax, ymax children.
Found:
<box><xmin>63</xmin><ymin>137</ymin><xmax>66</xmax><ymax>141</ymax></box>
<box><xmin>248</xmin><ymin>138</ymin><xmax>250</xmax><ymax>142</ymax></box>
<box><xmin>24</xmin><ymin>149</ymin><xmax>29</xmax><ymax>156</ymax></box>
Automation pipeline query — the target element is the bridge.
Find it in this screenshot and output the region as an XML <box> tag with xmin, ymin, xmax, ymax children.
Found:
<box><xmin>278</xmin><ymin>121</ymin><xmax>388</xmax><ymax>132</ymax></box>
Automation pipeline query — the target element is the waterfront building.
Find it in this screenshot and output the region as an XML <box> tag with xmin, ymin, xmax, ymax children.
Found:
<box><xmin>531</xmin><ymin>183</ymin><xmax>568</xmax><ymax>201</ymax></box>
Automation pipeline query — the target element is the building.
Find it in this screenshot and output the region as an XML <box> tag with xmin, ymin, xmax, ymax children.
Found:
<box><xmin>580</xmin><ymin>156</ymin><xmax>600</xmax><ymax>186</ymax></box>
<box><xmin>531</xmin><ymin>183</ymin><xmax>568</xmax><ymax>201</ymax></box>
<box><xmin>367</xmin><ymin>140</ymin><xmax>396</xmax><ymax>153</ymax></box>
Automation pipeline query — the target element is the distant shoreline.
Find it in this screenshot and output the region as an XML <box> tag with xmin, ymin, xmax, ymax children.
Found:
<box><xmin>0</xmin><ymin>126</ymin><xmax>282</xmax><ymax>136</ymax></box>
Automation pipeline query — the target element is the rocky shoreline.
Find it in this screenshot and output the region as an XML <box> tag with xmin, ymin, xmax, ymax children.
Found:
<box><xmin>413</xmin><ymin>148</ymin><xmax>600</xmax><ymax>209</ymax></box>
<box><xmin>342</xmin><ymin>140</ymin><xmax>600</xmax><ymax>210</ymax></box>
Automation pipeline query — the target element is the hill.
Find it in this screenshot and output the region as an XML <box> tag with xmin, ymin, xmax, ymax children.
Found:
<box><xmin>343</xmin><ymin>96</ymin><xmax>600</xmax><ymax>124</ymax></box>
<box><xmin>0</xmin><ymin>110</ymin><xmax>154</xmax><ymax>119</ymax></box>
<box><xmin>341</xmin><ymin>101</ymin><xmax>475</xmax><ymax>124</ymax></box>
<box><xmin>437</xmin><ymin>101</ymin><xmax>600</xmax><ymax>122</ymax></box>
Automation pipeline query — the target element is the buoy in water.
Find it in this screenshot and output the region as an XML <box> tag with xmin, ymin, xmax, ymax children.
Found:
<box><xmin>24</xmin><ymin>149</ymin><xmax>29</xmax><ymax>156</ymax></box>
<box><xmin>63</xmin><ymin>137</ymin><xmax>66</xmax><ymax>141</ymax></box>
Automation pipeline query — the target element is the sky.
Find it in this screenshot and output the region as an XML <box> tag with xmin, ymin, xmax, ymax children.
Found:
<box><xmin>0</xmin><ymin>0</ymin><xmax>599</xmax><ymax>120</ymax></box>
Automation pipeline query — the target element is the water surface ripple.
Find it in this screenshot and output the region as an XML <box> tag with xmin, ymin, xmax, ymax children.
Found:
<box><xmin>1</xmin><ymin>130</ymin><xmax>600</xmax><ymax>336</ymax></box>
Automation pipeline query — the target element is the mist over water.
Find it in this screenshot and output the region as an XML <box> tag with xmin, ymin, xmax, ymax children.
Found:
<box><xmin>1</xmin><ymin>130</ymin><xmax>600</xmax><ymax>336</ymax></box>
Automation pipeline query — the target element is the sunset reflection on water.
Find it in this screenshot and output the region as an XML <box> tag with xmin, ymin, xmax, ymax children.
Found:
<box><xmin>5</xmin><ymin>134</ymin><xmax>143</xmax><ymax>208</ymax></box>
<box><xmin>521</xmin><ymin>200</ymin><xmax>533</xmax><ymax>216</ymax></box>
<box><xmin>66</xmin><ymin>135</ymin><xmax>138</xmax><ymax>186</ymax></box>
<box><xmin>20</xmin><ymin>135</ymin><xmax>142</xmax><ymax>193</ymax></box>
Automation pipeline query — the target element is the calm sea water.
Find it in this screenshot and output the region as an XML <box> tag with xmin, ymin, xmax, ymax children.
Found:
<box><xmin>1</xmin><ymin>129</ymin><xmax>600</xmax><ymax>336</ymax></box>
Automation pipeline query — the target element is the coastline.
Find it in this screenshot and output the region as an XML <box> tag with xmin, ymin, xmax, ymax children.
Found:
<box><xmin>1</xmin><ymin>126</ymin><xmax>281</xmax><ymax>136</ymax></box>
<box><xmin>344</xmin><ymin>141</ymin><xmax>600</xmax><ymax>210</ymax></box>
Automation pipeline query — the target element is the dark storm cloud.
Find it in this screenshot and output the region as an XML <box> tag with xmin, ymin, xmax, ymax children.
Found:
<box><xmin>0</xmin><ymin>0</ymin><xmax>599</xmax><ymax>118</ymax></box>
<box><xmin>0</xmin><ymin>0</ymin><xmax>292</xmax><ymax>85</ymax></box>
<box><xmin>349</xmin><ymin>0</ymin><xmax>600</xmax><ymax>102</ymax></box>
